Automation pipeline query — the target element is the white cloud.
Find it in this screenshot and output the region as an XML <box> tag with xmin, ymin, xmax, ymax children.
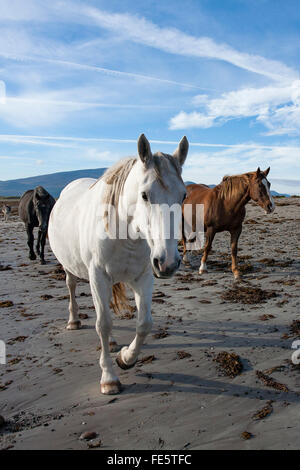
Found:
<box><xmin>259</xmin><ymin>102</ymin><xmax>300</xmax><ymax>135</ymax></box>
<box><xmin>1</xmin><ymin>2</ymin><xmax>299</xmax><ymax>134</ymax></box>
<box><xmin>83</xmin><ymin>148</ymin><xmax>119</xmax><ymax>163</ymax></box>
<box><xmin>169</xmin><ymin>111</ymin><xmax>215</xmax><ymax>130</ymax></box>
<box><xmin>72</xmin><ymin>3</ymin><xmax>298</xmax><ymax>82</ymax></box>
<box><xmin>0</xmin><ymin>0</ymin><xmax>47</xmax><ymax>21</ymax></box>
<box><xmin>170</xmin><ymin>81</ymin><xmax>300</xmax><ymax>135</ymax></box>
<box><xmin>0</xmin><ymin>134</ymin><xmax>78</xmax><ymax>148</ymax></box>
<box><xmin>0</xmin><ymin>92</ymin><xmax>91</xmax><ymax>128</ymax></box>
<box><xmin>0</xmin><ymin>13</ymin><xmax>214</xmax><ymax>93</ymax></box>
<box><xmin>0</xmin><ymin>88</ymin><xmax>189</xmax><ymax>128</ymax></box>
<box><xmin>3</xmin><ymin>1</ymin><xmax>295</xmax><ymax>83</ymax></box>
<box><xmin>1</xmin><ymin>133</ymin><xmax>300</xmax><ymax>153</ymax></box>
<box><xmin>0</xmin><ymin>133</ymin><xmax>299</xmax><ymax>193</ymax></box>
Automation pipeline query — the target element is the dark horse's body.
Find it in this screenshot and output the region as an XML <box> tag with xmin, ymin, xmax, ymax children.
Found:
<box><xmin>182</xmin><ymin>168</ymin><xmax>275</xmax><ymax>280</ymax></box>
<box><xmin>19</xmin><ymin>186</ymin><xmax>55</xmax><ymax>264</ymax></box>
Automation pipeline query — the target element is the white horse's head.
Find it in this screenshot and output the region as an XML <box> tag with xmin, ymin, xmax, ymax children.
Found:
<box><xmin>127</xmin><ymin>134</ymin><xmax>189</xmax><ymax>278</ymax></box>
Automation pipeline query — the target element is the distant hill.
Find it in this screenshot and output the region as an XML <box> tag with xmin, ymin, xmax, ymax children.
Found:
<box><xmin>0</xmin><ymin>171</ymin><xmax>290</xmax><ymax>198</ymax></box>
<box><xmin>0</xmin><ymin>168</ymin><xmax>107</xmax><ymax>198</ymax></box>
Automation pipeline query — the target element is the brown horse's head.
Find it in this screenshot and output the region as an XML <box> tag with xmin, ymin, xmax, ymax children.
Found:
<box><xmin>249</xmin><ymin>167</ymin><xmax>275</xmax><ymax>214</ymax></box>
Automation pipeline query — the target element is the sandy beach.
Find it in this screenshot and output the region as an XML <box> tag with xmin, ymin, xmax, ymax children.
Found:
<box><xmin>0</xmin><ymin>197</ymin><xmax>300</xmax><ymax>450</ymax></box>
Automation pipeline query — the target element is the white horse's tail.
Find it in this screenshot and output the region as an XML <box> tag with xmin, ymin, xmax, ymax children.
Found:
<box><xmin>111</xmin><ymin>283</ymin><xmax>132</xmax><ymax>315</ymax></box>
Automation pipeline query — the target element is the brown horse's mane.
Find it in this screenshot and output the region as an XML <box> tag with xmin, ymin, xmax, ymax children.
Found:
<box><xmin>216</xmin><ymin>172</ymin><xmax>254</xmax><ymax>200</ymax></box>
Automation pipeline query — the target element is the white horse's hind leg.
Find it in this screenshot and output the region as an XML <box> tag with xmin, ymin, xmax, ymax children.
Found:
<box><xmin>66</xmin><ymin>270</ymin><xmax>81</xmax><ymax>330</ymax></box>
<box><xmin>116</xmin><ymin>270</ymin><xmax>153</xmax><ymax>369</ymax></box>
<box><xmin>89</xmin><ymin>266</ymin><xmax>122</xmax><ymax>395</ymax></box>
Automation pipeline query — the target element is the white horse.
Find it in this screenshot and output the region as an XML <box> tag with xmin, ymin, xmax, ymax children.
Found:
<box><xmin>48</xmin><ymin>134</ymin><xmax>189</xmax><ymax>394</ymax></box>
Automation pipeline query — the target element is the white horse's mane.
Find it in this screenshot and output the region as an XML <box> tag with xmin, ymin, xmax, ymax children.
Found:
<box><xmin>91</xmin><ymin>153</ymin><xmax>183</xmax><ymax>231</ymax></box>
<box><xmin>97</xmin><ymin>153</ymin><xmax>182</xmax><ymax>209</ymax></box>
<box><xmin>100</xmin><ymin>157</ymin><xmax>137</xmax><ymax>211</ymax></box>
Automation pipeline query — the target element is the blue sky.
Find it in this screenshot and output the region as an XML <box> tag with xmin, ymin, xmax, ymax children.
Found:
<box><xmin>0</xmin><ymin>0</ymin><xmax>300</xmax><ymax>194</ymax></box>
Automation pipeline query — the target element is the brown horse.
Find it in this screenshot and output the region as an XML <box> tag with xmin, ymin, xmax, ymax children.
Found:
<box><xmin>182</xmin><ymin>167</ymin><xmax>275</xmax><ymax>280</ymax></box>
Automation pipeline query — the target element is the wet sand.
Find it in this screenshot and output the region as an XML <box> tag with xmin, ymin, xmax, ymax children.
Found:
<box><xmin>0</xmin><ymin>197</ymin><xmax>299</xmax><ymax>450</ymax></box>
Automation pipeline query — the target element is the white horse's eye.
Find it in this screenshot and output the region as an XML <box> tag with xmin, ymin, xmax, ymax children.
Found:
<box><xmin>141</xmin><ymin>192</ymin><xmax>148</xmax><ymax>201</ymax></box>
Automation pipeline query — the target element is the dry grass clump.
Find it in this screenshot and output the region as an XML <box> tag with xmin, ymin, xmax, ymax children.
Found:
<box><xmin>241</xmin><ymin>431</ymin><xmax>254</xmax><ymax>440</ymax></box>
<box><xmin>239</xmin><ymin>262</ymin><xmax>254</xmax><ymax>274</ymax></box>
<box><xmin>175</xmin><ymin>273</ymin><xmax>198</xmax><ymax>283</ymax></box>
<box><xmin>271</xmin><ymin>279</ymin><xmax>297</xmax><ymax>286</ymax></box>
<box><xmin>137</xmin><ymin>355</ymin><xmax>156</xmax><ymax>365</ymax></box>
<box><xmin>50</xmin><ymin>264</ymin><xmax>66</xmax><ymax>281</ymax></box>
<box><xmin>290</xmin><ymin>320</ymin><xmax>300</xmax><ymax>337</ymax></box>
<box><xmin>258</xmin><ymin>258</ymin><xmax>276</xmax><ymax>265</ymax></box>
<box><xmin>255</xmin><ymin>370</ymin><xmax>289</xmax><ymax>392</ymax></box>
<box><xmin>214</xmin><ymin>351</ymin><xmax>243</xmax><ymax>377</ymax></box>
<box><xmin>259</xmin><ymin>314</ymin><xmax>275</xmax><ymax>321</ymax></box>
<box><xmin>252</xmin><ymin>401</ymin><xmax>273</xmax><ymax>420</ymax></box>
<box><xmin>0</xmin><ymin>300</ymin><xmax>13</xmax><ymax>308</ymax></box>
<box><xmin>153</xmin><ymin>327</ymin><xmax>169</xmax><ymax>339</ymax></box>
<box><xmin>40</xmin><ymin>294</ymin><xmax>53</xmax><ymax>300</ymax></box>
<box><xmin>120</xmin><ymin>311</ymin><xmax>135</xmax><ymax>320</ymax></box>
<box><xmin>209</xmin><ymin>260</ymin><xmax>229</xmax><ymax>271</ymax></box>
<box><xmin>176</xmin><ymin>350</ymin><xmax>192</xmax><ymax>360</ymax></box>
<box><xmin>221</xmin><ymin>285</ymin><xmax>277</xmax><ymax>304</ymax></box>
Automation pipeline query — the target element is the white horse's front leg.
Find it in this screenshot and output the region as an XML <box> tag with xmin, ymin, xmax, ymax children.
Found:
<box><xmin>89</xmin><ymin>266</ymin><xmax>121</xmax><ymax>395</ymax></box>
<box><xmin>116</xmin><ymin>270</ymin><xmax>153</xmax><ymax>369</ymax></box>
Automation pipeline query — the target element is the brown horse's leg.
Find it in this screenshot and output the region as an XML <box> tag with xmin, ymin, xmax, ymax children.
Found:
<box><xmin>230</xmin><ymin>226</ymin><xmax>242</xmax><ymax>280</ymax></box>
<box><xmin>199</xmin><ymin>228</ymin><xmax>215</xmax><ymax>274</ymax></box>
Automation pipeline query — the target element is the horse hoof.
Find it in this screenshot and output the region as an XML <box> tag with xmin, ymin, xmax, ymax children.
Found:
<box><xmin>116</xmin><ymin>352</ymin><xmax>137</xmax><ymax>370</ymax></box>
<box><xmin>29</xmin><ymin>254</ymin><xmax>36</xmax><ymax>260</ymax></box>
<box><xmin>40</xmin><ymin>260</ymin><xmax>46</xmax><ymax>265</ymax></box>
<box><xmin>66</xmin><ymin>320</ymin><xmax>81</xmax><ymax>330</ymax></box>
<box><xmin>199</xmin><ymin>269</ymin><xmax>208</xmax><ymax>275</ymax></box>
<box><xmin>100</xmin><ymin>380</ymin><xmax>123</xmax><ymax>395</ymax></box>
<box><xmin>109</xmin><ymin>342</ymin><xmax>120</xmax><ymax>353</ymax></box>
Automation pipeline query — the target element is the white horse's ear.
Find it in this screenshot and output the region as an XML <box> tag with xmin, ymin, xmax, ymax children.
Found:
<box><xmin>264</xmin><ymin>167</ymin><xmax>270</xmax><ymax>177</ymax></box>
<box><xmin>137</xmin><ymin>134</ymin><xmax>152</xmax><ymax>166</ymax></box>
<box><xmin>173</xmin><ymin>136</ymin><xmax>189</xmax><ymax>166</ymax></box>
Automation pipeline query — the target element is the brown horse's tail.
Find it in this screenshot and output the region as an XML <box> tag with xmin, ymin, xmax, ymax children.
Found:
<box><xmin>111</xmin><ymin>282</ymin><xmax>131</xmax><ymax>315</ymax></box>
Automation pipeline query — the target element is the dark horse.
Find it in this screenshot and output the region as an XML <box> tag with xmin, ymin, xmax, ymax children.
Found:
<box><xmin>182</xmin><ymin>168</ymin><xmax>275</xmax><ymax>280</ymax></box>
<box><xmin>19</xmin><ymin>186</ymin><xmax>55</xmax><ymax>264</ymax></box>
